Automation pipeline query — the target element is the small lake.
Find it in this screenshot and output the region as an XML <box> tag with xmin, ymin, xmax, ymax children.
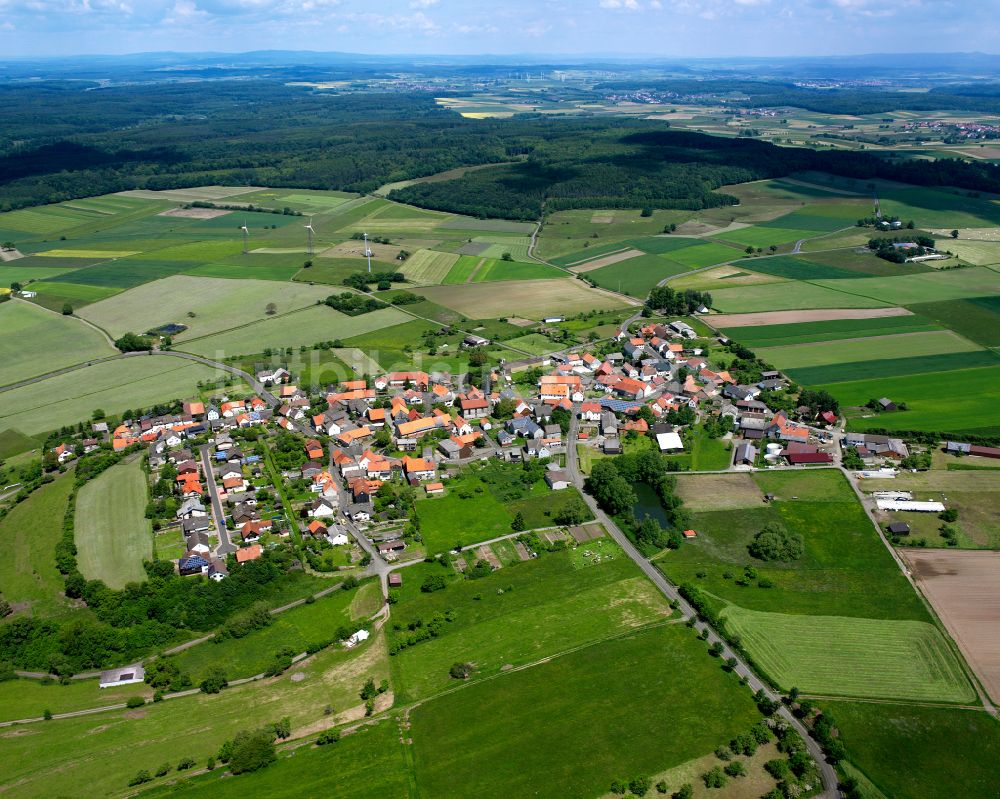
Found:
<box><xmin>632</xmin><ymin>482</ymin><xmax>669</xmax><ymax>527</ymax></box>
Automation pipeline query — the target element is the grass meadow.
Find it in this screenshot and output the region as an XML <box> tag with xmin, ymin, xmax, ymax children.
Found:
<box><xmin>826</xmin><ymin>701</ymin><xmax>1000</xmax><ymax>799</ymax></box>
<box><xmin>136</xmin><ymin>720</ymin><xmax>411</xmax><ymax>799</ymax></box>
<box><xmin>170</xmin><ymin>582</ymin><xmax>379</xmax><ymax>683</ymax></box>
<box><xmin>0</xmin><ymin>475</ymin><xmax>76</xmax><ymax>618</ymax></box>
<box><xmin>656</xmin><ymin>470</ymin><xmax>930</xmax><ymax>621</ymax></box>
<box><xmin>821</xmin><ymin>365</ymin><xmax>1000</xmax><ymax>435</ymax></box>
<box><xmin>178</xmin><ymin>305</ymin><xmax>410</xmax><ymax>359</ymax></box>
<box><xmin>409</xmin><ymin>624</ymin><xmax>761</xmax><ymax>799</ymax></box>
<box><xmin>813</xmin><ymin>266</ymin><xmax>1000</xmax><ymax>305</ymax></box>
<box><xmin>389</xmin><ymin>541</ymin><xmax>673</xmax><ymax>703</ymax></box>
<box><xmin>78</xmin><ymin>275</ymin><xmax>331</xmax><ymax>340</ymax></box>
<box><xmin>0</xmin><ymin>300</ymin><xmax>115</xmax><ymax>387</ymax></box>
<box><xmin>0</xmin><ymin>357</ymin><xmax>224</xmax><ymax>436</ymax></box>
<box><xmin>708</xmin><ymin>281</ymin><xmax>891</xmax><ymax>313</ymax></box>
<box><xmin>74</xmin><ymin>458</ymin><xmax>152</xmax><ymax>589</ymax></box>
<box><xmin>0</xmin><ymin>633</ymin><xmax>392</xmax><ymax>799</ymax></box>
<box><xmin>720</xmin><ymin>606</ymin><xmax>974</xmax><ymax>703</ymax></box>
<box><xmin>587</xmin><ymin>254</ymin><xmax>694</xmax><ymax>296</ymax></box>
<box><xmin>398</xmin><ymin>249</ymin><xmax>459</xmax><ymax>284</ymax></box>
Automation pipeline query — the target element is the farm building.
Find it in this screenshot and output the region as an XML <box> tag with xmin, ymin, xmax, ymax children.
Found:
<box><xmin>887</xmin><ymin>522</ymin><xmax>911</xmax><ymax>535</ymax></box>
<box><xmin>545</xmin><ymin>470</ymin><xmax>570</xmax><ymax>490</ymax></box>
<box><xmin>876</xmin><ymin>499</ymin><xmax>946</xmax><ymax>513</ymax></box>
<box><xmin>656</xmin><ymin>431</ymin><xmax>684</xmax><ymax>452</ymax></box>
<box><xmin>946</xmin><ymin>441</ymin><xmax>1000</xmax><ymax>460</ymax></box>
<box><xmin>388</xmin><ymin>573</ymin><xmax>403</xmax><ymax>588</ymax></box>
<box><xmin>99</xmin><ymin>665</ymin><xmax>145</xmax><ymax>689</ymax></box>
<box><xmin>785</xmin><ymin>451</ymin><xmax>833</xmax><ymax>465</ymax></box>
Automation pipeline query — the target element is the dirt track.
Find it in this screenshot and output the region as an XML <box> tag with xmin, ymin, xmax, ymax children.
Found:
<box><xmin>710</xmin><ymin>307</ymin><xmax>913</xmax><ymax>327</ymax></box>
<box><xmin>902</xmin><ymin>548</ymin><xmax>1000</xmax><ymax>703</ymax></box>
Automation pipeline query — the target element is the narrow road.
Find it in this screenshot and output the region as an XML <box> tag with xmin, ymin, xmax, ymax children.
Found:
<box><xmin>198</xmin><ymin>443</ymin><xmax>235</xmax><ymax>556</ymax></box>
<box><xmin>565</xmin><ymin>413</ymin><xmax>840</xmax><ymax>798</ymax></box>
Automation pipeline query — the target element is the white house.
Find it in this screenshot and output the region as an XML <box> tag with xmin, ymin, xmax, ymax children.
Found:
<box><xmin>345</xmin><ymin>628</ymin><xmax>370</xmax><ymax>648</ymax></box>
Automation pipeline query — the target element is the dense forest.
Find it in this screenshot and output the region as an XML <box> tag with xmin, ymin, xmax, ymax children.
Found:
<box><xmin>3</xmin><ymin>82</ymin><xmax>1000</xmax><ymax>218</ymax></box>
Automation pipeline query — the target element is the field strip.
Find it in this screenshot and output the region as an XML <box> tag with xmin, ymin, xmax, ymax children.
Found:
<box><xmin>711</xmin><ymin>307</ymin><xmax>913</xmax><ymax>327</ymax></box>
<box><xmin>757</xmin><ymin>329</ymin><xmax>975</xmax><ymax>352</ymax></box>
<box><xmin>563</xmin><ymin>246</ymin><xmax>633</xmax><ymax>268</ymax></box>
<box><xmin>465</xmin><ymin>258</ymin><xmax>487</xmax><ymax>283</ymax></box>
<box><xmin>778</xmin><ymin>177</ymin><xmax>864</xmax><ymax>196</ymax></box>
<box><xmin>570</xmin><ymin>249</ymin><xmax>645</xmax><ymax>273</ymax></box>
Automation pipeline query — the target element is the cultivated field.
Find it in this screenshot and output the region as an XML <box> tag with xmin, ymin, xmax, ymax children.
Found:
<box><xmin>0</xmin><ymin>357</ymin><xmax>224</xmax><ymax>436</ymax></box>
<box><xmin>908</xmin><ymin>296</ymin><xmax>1000</xmax><ymax>347</ymax></box>
<box><xmin>398</xmin><ymin>249</ymin><xmax>459</xmax><ymax>284</ymax></box>
<box><xmin>710</xmin><ymin>307</ymin><xmax>913</xmax><ymax>327</ymax></box>
<box><xmin>413</xmin><ymin>279</ymin><xmax>629</xmax><ymax>318</ymax></box>
<box><xmin>0</xmin><ymin>300</ymin><xmax>115</xmax><ymax>388</ymax></box>
<box><xmin>179</xmin><ymin>305</ymin><xmax>410</xmax><ymax>359</ymax></box>
<box><xmin>813</xmin><ymin>267</ymin><xmax>1000</xmax><ymax>305</ymax></box>
<box><xmin>725</xmin><ymin>314</ymin><xmax>940</xmax><ymax>348</ymax></box>
<box><xmin>756</xmin><ymin>330</ymin><xmax>981</xmax><ymax>370</ymax></box>
<box><xmin>721</xmin><ymin>606</ymin><xmax>974</xmax><ymax>703</ymax></box>
<box><xmin>708</xmin><ymin>282</ymin><xmax>891</xmax><ymax>313</ymax></box>
<box><xmin>79</xmin><ymin>276</ymin><xmax>331</xmax><ymax>339</ymax></box>
<box><xmin>903</xmin><ymin>549</ymin><xmax>1000</xmax><ymax>702</ymax></box>
<box><xmin>74</xmin><ymin>458</ymin><xmax>152</xmax><ymax>589</ymax></box>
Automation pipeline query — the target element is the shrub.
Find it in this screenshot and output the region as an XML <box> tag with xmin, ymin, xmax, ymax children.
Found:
<box><xmin>748</xmin><ymin>523</ymin><xmax>803</xmax><ymax>562</ymax></box>
<box><xmin>154</xmin><ymin>763</ymin><xmax>172</xmax><ymax>777</ymax></box>
<box><xmin>630</xmin><ymin>776</ymin><xmax>652</xmax><ymax>796</ymax></box>
<box><xmin>127</xmin><ymin>770</ymin><xmax>152</xmax><ymax>787</ymax></box>
<box><xmin>701</xmin><ymin>766</ymin><xmax>727</xmax><ymax>788</ymax></box>
<box><xmin>125</xmin><ymin>696</ymin><xmax>145</xmax><ymax>709</ymax></box>
<box><xmin>317</xmin><ymin>730</ymin><xmax>341</xmax><ymax>745</ymax></box>
<box><xmin>200</xmin><ymin>667</ymin><xmax>228</xmax><ymax>694</ymax></box>
<box><xmin>177</xmin><ymin>757</ymin><xmax>196</xmax><ymax>771</ymax></box>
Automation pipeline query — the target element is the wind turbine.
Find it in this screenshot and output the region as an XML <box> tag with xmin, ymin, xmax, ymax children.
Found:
<box><xmin>363</xmin><ymin>231</ymin><xmax>372</xmax><ymax>274</ymax></box>
<box><xmin>240</xmin><ymin>220</ymin><xmax>250</xmax><ymax>254</ymax></box>
<box><xmin>305</xmin><ymin>216</ymin><xmax>315</xmax><ymax>256</ymax></box>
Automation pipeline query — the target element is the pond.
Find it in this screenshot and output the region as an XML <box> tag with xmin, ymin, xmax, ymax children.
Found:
<box><xmin>632</xmin><ymin>482</ymin><xmax>669</xmax><ymax>527</ymax></box>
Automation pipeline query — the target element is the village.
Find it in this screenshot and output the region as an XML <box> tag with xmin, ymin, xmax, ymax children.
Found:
<box><xmin>41</xmin><ymin>311</ymin><xmax>982</xmax><ymax>592</ymax></box>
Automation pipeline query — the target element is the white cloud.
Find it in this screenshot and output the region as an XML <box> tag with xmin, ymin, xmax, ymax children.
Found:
<box><xmin>599</xmin><ymin>0</ymin><xmax>641</xmax><ymax>9</ymax></box>
<box><xmin>409</xmin><ymin>0</ymin><xmax>439</xmax><ymax>7</ymax></box>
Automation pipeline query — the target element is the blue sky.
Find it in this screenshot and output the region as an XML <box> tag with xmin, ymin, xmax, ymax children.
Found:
<box><xmin>0</xmin><ymin>1</ymin><xmax>995</xmax><ymax>59</ymax></box>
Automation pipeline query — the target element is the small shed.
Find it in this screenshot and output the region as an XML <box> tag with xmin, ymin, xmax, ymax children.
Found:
<box><xmin>388</xmin><ymin>573</ymin><xmax>403</xmax><ymax>588</ymax></box>
<box><xmin>682</xmin><ymin>529</ymin><xmax>698</xmax><ymax>539</ymax></box>
<box><xmin>878</xmin><ymin>398</ymin><xmax>897</xmax><ymax>412</ymax></box>
<box><xmin>887</xmin><ymin>522</ymin><xmax>911</xmax><ymax>535</ymax></box>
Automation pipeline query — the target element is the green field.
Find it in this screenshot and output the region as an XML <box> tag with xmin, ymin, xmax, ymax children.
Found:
<box><xmin>724</xmin><ymin>314</ymin><xmax>940</xmax><ymax>348</ymax></box>
<box><xmin>826</xmin><ymin>701</ymin><xmax>1000</xmax><ymax>799</ymax></box>
<box><xmin>709</xmin><ymin>281</ymin><xmax>891</xmax><ymax>313</ymax></box>
<box><xmin>26</xmin><ymin>281</ymin><xmax>123</xmax><ymax>311</ymax></box>
<box><xmin>587</xmin><ymin>253</ymin><xmax>694</xmax><ymax>296</ymax></box>
<box><xmin>657</xmin><ymin>470</ymin><xmax>930</xmax><ymax>620</ymax></box>
<box><xmin>713</xmin><ymin>225</ymin><xmax>817</xmax><ymax>248</ymax></box>
<box><xmin>390</xmin><ymin>541</ymin><xmax>672</xmax><ymax>703</ymax></box>
<box><xmin>757</xmin><ymin>330</ymin><xmax>981</xmax><ymax>370</ymax></box>
<box><xmin>414</xmin><ymin>279</ymin><xmax>629</xmax><ymax>319</ymax></box>
<box><xmin>473</xmin><ymin>258</ymin><xmax>564</xmax><ymax>282</ymax></box>
<box><xmin>0</xmin><ymin>356</ymin><xmax>224</xmax><ymax>436</ymax></box>
<box><xmin>413</xmin><ymin>481</ymin><xmax>517</xmax><ymax>553</ymax></box>
<box><xmin>879</xmin><ymin>186</ymin><xmax>1000</xmax><ymax>228</ymax></box>
<box><xmin>907</xmin><ymin>296</ymin><xmax>1000</xmax><ymax>347</ymax></box>
<box><xmin>741</xmin><ymin>254</ymin><xmax>865</xmax><ymax>281</ymax></box>
<box><xmin>0</xmin><ymin>475</ymin><xmax>76</xmax><ymax>618</ymax></box>
<box><xmin>820</xmin><ymin>365</ymin><xmax>1000</xmax><ymax>435</ymax></box>
<box><xmin>78</xmin><ymin>275</ymin><xmax>331</xmax><ymax>340</ymax></box>
<box><xmin>787</xmin><ymin>350</ymin><xmax>1000</xmax><ymax>385</ymax></box>
<box><xmin>46</xmin><ymin>259</ymin><xmax>196</xmax><ymax>289</ymax></box>
<box><xmin>663</xmin><ymin>240</ymin><xmax>744</xmax><ymax>268</ymax></box>
<box><xmin>0</xmin><ymin>300</ymin><xmax>115</xmax><ymax>387</ymax></box>
<box><xmin>504</xmin><ymin>332</ymin><xmax>559</xmax><ymax>355</ymax></box>
<box><xmin>171</xmin><ymin>583</ymin><xmax>379</xmax><ymax>683</ymax></box>
<box><xmin>720</xmin><ymin>606</ymin><xmax>974</xmax><ymax>702</ymax></box>
<box><xmin>441</xmin><ymin>254</ymin><xmax>483</xmax><ymax>284</ymax></box>
<box><xmin>136</xmin><ymin>720</ymin><xmax>410</xmax><ymax>799</ymax></box>
<box><xmin>74</xmin><ymin>458</ymin><xmax>152</xmax><ymax>589</ymax></box>
<box><xmin>398</xmin><ymin>249</ymin><xmax>459</xmax><ymax>284</ymax></box>
<box><xmin>409</xmin><ymin>624</ymin><xmax>761</xmax><ymax>799</ymax></box>
<box><xmin>179</xmin><ymin>305</ymin><xmax>410</xmax><ymax>359</ymax></box>
<box><xmin>813</xmin><ymin>267</ymin><xmax>1000</xmax><ymax>305</ymax></box>
<box><xmin>945</xmin><ymin>239</ymin><xmax>1000</xmax><ymax>266</ymax></box>
<box><xmin>183</xmin><ymin>263</ymin><xmax>299</xmax><ymax>281</ymax></box>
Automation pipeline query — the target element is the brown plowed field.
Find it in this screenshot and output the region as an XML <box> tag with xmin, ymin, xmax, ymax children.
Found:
<box><xmin>903</xmin><ymin>548</ymin><xmax>1000</xmax><ymax>703</ymax></box>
